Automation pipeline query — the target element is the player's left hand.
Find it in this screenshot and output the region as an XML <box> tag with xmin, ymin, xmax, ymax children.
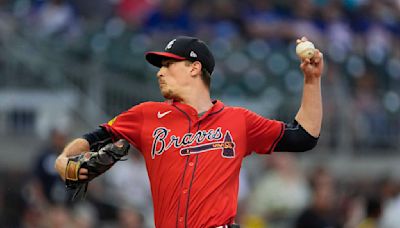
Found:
<box><xmin>297</xmin><ymin>37</ymin><xmax>324</xmax><ymax>79</ymax></box>
<box><xmin>65</xmin><ymin>139</ymin><xmax>130</xmax><ymax>200</ymax></box>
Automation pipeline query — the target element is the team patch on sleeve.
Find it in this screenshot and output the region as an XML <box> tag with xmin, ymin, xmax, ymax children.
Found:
<box><xmin>107</xmin><ymin>117</ymin><xmax>117</xmax><ymax>126</ymax></box>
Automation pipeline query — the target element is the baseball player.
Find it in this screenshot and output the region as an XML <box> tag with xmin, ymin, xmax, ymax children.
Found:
<box><xmin>55</xmin><ymin>36</ymin><xmax>323</xmax><ymax>228</ymax></box>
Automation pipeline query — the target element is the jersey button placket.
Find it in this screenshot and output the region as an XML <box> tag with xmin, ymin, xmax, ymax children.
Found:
<box><xmin>178</xmin><ymin>216</ymin><xmax>184</xmax><ymax>226</ymax></box>
<box><xmin>177</xmin><ymin>119</ymin><xmax>199</xmax><ymax>228</ymax></box>
<box><xmin>178</xmin><ymin>154</ymin><xmax>196</xmax><ymax>227</ymax></box>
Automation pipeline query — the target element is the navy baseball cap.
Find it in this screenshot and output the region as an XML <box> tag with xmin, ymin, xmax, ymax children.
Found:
<box><xmin>145</xmin><ymin>36</ymin><xmax>215</xmax><ymax>74</ymax></box>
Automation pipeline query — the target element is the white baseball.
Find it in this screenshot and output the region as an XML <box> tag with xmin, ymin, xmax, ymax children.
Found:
<box><xmin>296</xmin><ymin>40</ymin><xmax>315</xmax><ymax>59</ymax></box>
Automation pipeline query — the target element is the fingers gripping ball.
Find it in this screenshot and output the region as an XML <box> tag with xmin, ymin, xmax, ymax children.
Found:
<box><xmin>65</xmin><ymin>139</ymin><xmax>130</xmax><ymax>200</ymax></box>
<box><xmin>296</xmin><ymin>40</ymin><xmax>315</xmax><ymax>59</ymax></box>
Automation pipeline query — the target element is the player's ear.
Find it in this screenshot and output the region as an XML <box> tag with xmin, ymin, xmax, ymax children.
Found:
<box><xmin>190</xmin><ymin>61</ymin><xmax>202</xmax><ymax>77</ymax></box>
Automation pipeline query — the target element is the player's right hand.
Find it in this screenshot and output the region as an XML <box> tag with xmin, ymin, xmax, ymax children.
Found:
<box><xmin>296</xmin><ymin>37</ymin><xmax>324</xmax><ymax>79</ymax></box>
<box><xmin>300</xmin><ymin>50</ymin><xmax>324</xmax><ymax>79</ymax></box>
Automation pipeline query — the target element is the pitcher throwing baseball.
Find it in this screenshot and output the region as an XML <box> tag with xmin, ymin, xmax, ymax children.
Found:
<box><xmin>55</xmin><ymin>36</ymin><xmax>324</xmax><ymax>228</ymax></box>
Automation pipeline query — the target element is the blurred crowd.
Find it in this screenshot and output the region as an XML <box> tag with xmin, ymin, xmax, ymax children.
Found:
<box><xmin>1</xmin><ymin>130</ymin><xmax>400</xmax><ymax>227</ymax></box>
<box><xmin>0</xmin><ymin>0</ymin><xmax>399</xmax><ymax>150</ymax></box>
<box><xmin>2</xmin><ymin>0</ymin><xmax>399</xmax><ymax>41</ymax></box>
<box><xmin>1</xmin><ymin>0</ymin><xmax>400</xmax><ymax>227</ymax></box>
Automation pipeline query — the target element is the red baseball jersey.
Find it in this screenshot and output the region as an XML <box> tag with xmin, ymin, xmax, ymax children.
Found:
<box><xmin>102</xmin><ymin>100</ymin><xmax>284</xmax><ymax>228</ymax></box>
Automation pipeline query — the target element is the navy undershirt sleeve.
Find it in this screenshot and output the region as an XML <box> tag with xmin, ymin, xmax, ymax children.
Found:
<box><xmin>82</xmin><ymin>127</ymin><xmax>113</xmax><ymax>151</ymax></box>
<box><xmin>274</xmin><ymin>120</ymin><xmax>319</xmax><ymax>152</ymax></box>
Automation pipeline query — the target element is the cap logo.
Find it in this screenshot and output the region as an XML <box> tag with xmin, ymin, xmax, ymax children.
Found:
<box><xmin>190</xmin><ymin>51</ymin><xmax>197</xmax><ymax>58</ymax></box>
<box><xmin>165</xmin><ymin>39</ymin><xmax>176</xmax><ymax>50</ymax></box>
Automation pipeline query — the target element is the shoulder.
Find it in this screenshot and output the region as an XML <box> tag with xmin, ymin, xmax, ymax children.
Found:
<box><xmin>224</xmin><ymin>105</ymin><xmax>278</xmax><ymax>122</ymax></box>
<box><xmin>127</xmin><ymin>101</ymin><xmax>169</xmax><ymax>111</ymax></box>
<box><xmin>218</xmin><ymin>105</ymin><xmax>253</xmax><ymax>122</ymax></box>
<box><xmin>224</xmin><ymin>105</ymin><xmax>254</xmax><ymax>115</ymax></box>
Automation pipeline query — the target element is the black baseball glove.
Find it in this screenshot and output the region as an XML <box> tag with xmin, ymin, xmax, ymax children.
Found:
<box><xmin>65</xmin><ymin>139</ymin><xmax>130</xmax><ymax>200</ymax></box>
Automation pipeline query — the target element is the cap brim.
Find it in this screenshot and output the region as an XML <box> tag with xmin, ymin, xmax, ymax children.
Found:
<box><xmin>145</xmin><ymin>52</ymin><xmax>186</xmax><ymax>68</ymax></box>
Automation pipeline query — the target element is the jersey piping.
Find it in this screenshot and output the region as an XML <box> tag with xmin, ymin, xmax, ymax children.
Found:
<box><xmin>172</xmin><ymin>103</ymin><xmax>192</xmax><ymax>228</ymax></box>
<box><xmin>268</xmin><ymin>123</ymin><xmax>285</xmax><ymax>153</ymax></box>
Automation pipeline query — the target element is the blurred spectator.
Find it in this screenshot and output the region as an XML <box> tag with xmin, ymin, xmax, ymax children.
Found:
<box><xmin>103</xmin><ymin>148</ymin><xmax>153</xmax><ymax>225</ymax></box>
<box><xmin>71</xmin><ymin>202</ymin><xmax>98</xmax><ymax>228</ymax></box>
<box><xmin>379</xmin><ymin>176</ymin><xmax>399</xmax><ymax>204</ymax></box>
<box><xmin>29</xmin><ymin>0</ymin><xmax>80</xmax><ymax>39</ymax></box>
<box><xmin>117</xmin><ymin>206</ymin><xmax>146</xmax><ymax>228</ymax></box>
<box><xmin>0</xmin><ymin>0</ymin><xmax>16</xmax><ymax>40</ymax></box>
<box><xmin>144</xmin><ymin>0</ymin><xmax>191</xmax><ymax>35</ymax></box>
<box><xmin>235</xmin><ymin>166</ymin><xmax>251</xmax><ymax>224</ymax></box>
<box><xmin>69</xmin><ymin>0</ymin><xmax>113</xmax><ymax>20</ymax></box>
<box><xmin>0</xmin><ymin>171</ymin><xmax>26</xmax><ymax>227</ymax></box>
<box><xmin>21</xmin><ymin>204</ymin><xmax>75</xmax><ymax>228</ymax></box>
<box><xmin>357</xmin><ymin>196</ymin><xmax>382</xmax><ymax>228</ymax></box>
<box><xmin>238</xmin><ymin>166</ymin><xmax>251</xmax><ymax>204</ymax></box>
<box><xmin>289</xmin><ymin>0</ymin><xmax>322</xmax><ymax>43</ymax></box>
<box><xmin>208</xmin><ymin>0</ymin><xmax>242</xmax><ymax>39</ymax></box>
<box><xmin>116</xmin><ymin>0</ymin><xmax>158</xmax><ymax>27</ymax></box>
<box><xmin>241</xmin><ymin>0</ymin><xmax>290</xmax><ymax>42</ymax></box>
<box><xmin>351</xmin><ymin>73</ymin><xmax>391</xmax><ymax>149</ymax></box>
<box><xmin>45</xmin><ymin>204</ymin><xmax>74</xmax><ymax>228</ymax></box>
<box><xmin>187</xmin><ymin>0</ymin><xmax>212</xmax><ymax>38</ymax></box>
<box><xmin>319</xmin><ymin>0</ymin><xmax>353</xmax><ymax>53</ymax></box>
<box><xmin>21</xmin><ymin>205</ymin><xmax>44</xmax><ymax>228</ymax></box>
<box><xmin>246</xmin><ymin>153</ymin><xmax>310</xmax><ymax>227</ymax></box>
<box><xmin>32</xmin><ymin>129</ymin><xmax>68</xmax><ymax>204</ymax></box>
<box><xmin>295</xmin><ymin>167</ymin><xmax>341</xmax><ymax>228</ymax></box>
<box><xmin>381</xmin><ymin>195</ymin><xmax>400</xmax><ymax>228</ymax></box>
<box><xmin>380</xmin><ymin>181</ymin><xmax>400</xmax><ymax>228</ymax></box>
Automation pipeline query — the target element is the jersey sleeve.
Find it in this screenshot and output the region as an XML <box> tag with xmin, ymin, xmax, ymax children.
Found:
<box><xmin>101</xmin><ymin>104</ymin><xmax>144</xmax><ymax>150</ymax></box>
<box><xmin>244</xmin><ymin>109</ymin><xmax>285</xmax><ymax>155</ymax></box>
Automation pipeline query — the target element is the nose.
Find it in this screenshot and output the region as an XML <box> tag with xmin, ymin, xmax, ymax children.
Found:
<box><xmin>157</xmin><ymin>67</ymin><xmax>165</xmax><ymax>78</ymax></box>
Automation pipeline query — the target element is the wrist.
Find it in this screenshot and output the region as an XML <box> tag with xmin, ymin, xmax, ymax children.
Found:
<box><xmin>55</xmin><ymin>156</ymin><xmax>68</xmax><ymax>181</ymax></box>
<box><xmin>304</xmin><ymin>75</ymin><xmax>321</xmax><ymax>85</ymax></box>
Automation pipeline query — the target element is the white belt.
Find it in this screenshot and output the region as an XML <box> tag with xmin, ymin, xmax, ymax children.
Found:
<box><xmin>216</xmin><ymin>226</ymin><xmax>229</xmax><ymax>228</ymax></box>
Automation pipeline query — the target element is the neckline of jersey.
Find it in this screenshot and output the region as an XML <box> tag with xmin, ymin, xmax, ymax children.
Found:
<box><xmin>170</xmin><ymin>100</ymin><xmax>224</xmax><ymax>120</ymax></box>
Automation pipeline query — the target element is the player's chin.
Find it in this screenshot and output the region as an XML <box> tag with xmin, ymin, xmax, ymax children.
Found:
<box><xmin>159</xmin><ymin>85</ymin><xmax>167</xmax><ymax>95</ymax></box>
<box><xmin>162</xmin><ymin>90</ymin><xmax>180</xmax><ymax>100</ymax></box>
<box><xmin>161</xmin><ymin>89</ymin><xmax>174</xmax><ymax>99</ymax></box>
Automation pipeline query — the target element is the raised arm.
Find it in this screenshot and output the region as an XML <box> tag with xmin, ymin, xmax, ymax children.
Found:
<box><xmin>294</xmin><ymin>37</ymin><xmax>324</xmax><ymax>137</ymax></box>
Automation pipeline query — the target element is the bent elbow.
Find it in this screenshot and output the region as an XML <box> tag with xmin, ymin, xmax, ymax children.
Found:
<box><xmin>297</xmin><ymin>137</ymin><xmax>318</xmax><ymax>152</ymax></box>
